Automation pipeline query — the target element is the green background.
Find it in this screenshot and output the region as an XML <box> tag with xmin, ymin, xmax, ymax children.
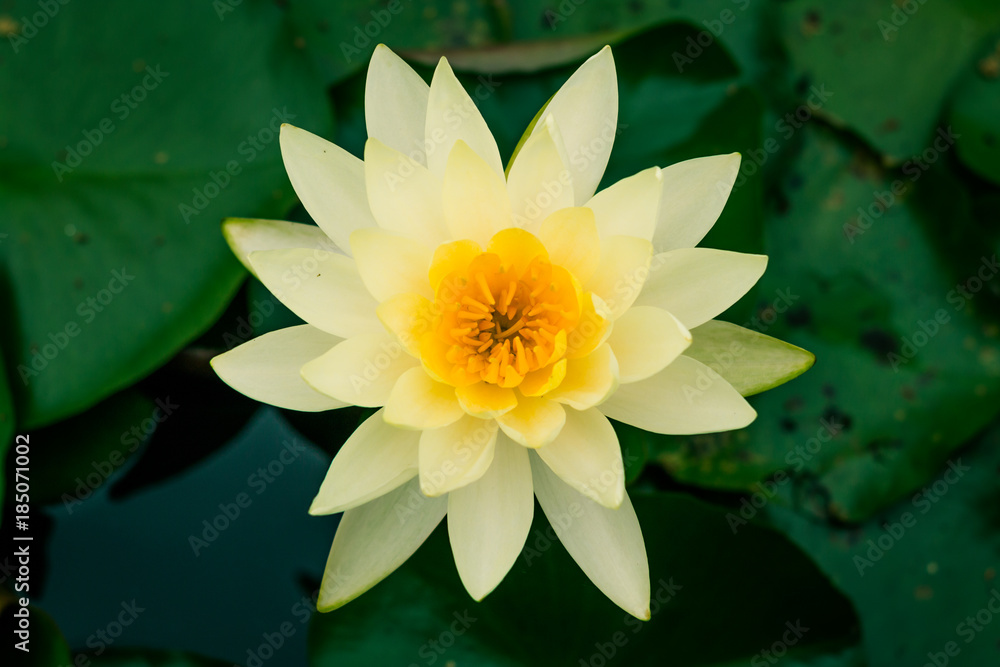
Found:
<box><xmin>1</xmin><ymin>0</ymin><xmax>998</xmax><ymax>665</ymax></box>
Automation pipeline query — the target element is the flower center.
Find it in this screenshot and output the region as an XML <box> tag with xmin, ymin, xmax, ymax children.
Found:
<box><xmin>434</xmin><ymin>245</ymin><xmax>580</xmax><ymax>388</ymax></box>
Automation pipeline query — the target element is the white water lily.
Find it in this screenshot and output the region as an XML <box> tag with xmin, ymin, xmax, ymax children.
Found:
<box><xmin>212</xmin><ymin>44</ymin><xmax>813</xmax><ymax>619</ymax></box>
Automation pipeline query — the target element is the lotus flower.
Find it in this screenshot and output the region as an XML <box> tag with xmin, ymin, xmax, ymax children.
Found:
<box><xmin>212</xmin><ymin>44</ymin><xmax>812</xmax><ymax>619</ymax></box>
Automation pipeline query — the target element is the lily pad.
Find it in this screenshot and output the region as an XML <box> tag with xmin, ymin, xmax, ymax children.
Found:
<box><xmin>649</xmin><ymin>125</ymin><xmax>1000</xmax><ymax>522</ymax></box>
<box><xmin>766</xmin><ymin>424</ymin><xmax>1000</xmax><ymax>667</ymax></box>
<box><xmin>778</xmin><ymin>0</ymin><xmax>1000</xmax><ymax>163</ymax></box>
<box><xmin>949</xmin><ymin>42</ymin><xmax>1000</xmax><ymax>185</ymax></box>
<box><xmin>0</xmin><ymin>0</ymin><xmax>332</xmax><ymax>427</ymax></box>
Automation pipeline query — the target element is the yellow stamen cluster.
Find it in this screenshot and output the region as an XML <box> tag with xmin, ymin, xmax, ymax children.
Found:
<box><xmin>435</xmin><ymin>251</ymin><xmax>580</xmax><ymax>388</ymax></box>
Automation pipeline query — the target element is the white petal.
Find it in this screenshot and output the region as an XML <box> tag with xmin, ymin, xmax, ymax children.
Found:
<box><xmin>249</xmin><ymin>248</ymin><xmax>381</xmax><ymax>339</ymax></box>
<box><xmin>364</xmin><ymin>138</ymin><xmax>449</xmax><ymax>244</ymax></box>
<box><xmin>350</xmin><ymin>228</ymin><xmax>433</xmax><ymax>302</ymax></box>
<box><xmin>317</xmin><ymin>478</ymin><xmax>446</xmax><ymax>611</ymax></box>
<box><xmin>425</xmin><ymin>58</ymin><xmax>503</xmax><ymax>179</ymax></box>
<box><xmin>530</xmin><ymin>46</ymin><xmax>618</xmax><ymax>204</ymax></box>
<box><xmin>448</xmin><ymin>434</ymin><xmax>533</xmax><ymax>600</ymax></box>
<box><xmin>506</xmin><ymin>115</ymin><xmax>574</xmax><ymax>230</ymax></box>
<box><xmin>384</xmin><ymin>367</ymin><xmax>464</xmax><ymax>430</ymax></box>
<box><xmin>585</xmin><ymin>235</ymin><xmax>653</xmax><ymax>319</ymax></box>
<box><xmin>600</xmin><ymin>355</ymin><xmax>756</xmax><ymax>434</ymax></box>
<box><xmin>653</xmin><ymin>153</ymin><xmax>741</xmax><ymax>252</ymax></box>
<box><xmin>279</xmin><ymin>124</ymin><xmax>376</xmax><ymax>254</ymax></box>
<box><xmin>442</xmin><ymin>141</ymin><xmax>513</xmax><ymax>246</ymax></box>
<box><xmin>309</xmin><ymin>409</ymin><xmax>418</xmax><ymax>515</ymax></box>
<box><xmin>536</xmin><ymin>408</ymin><xmax>624</xmax><ymax>509</ymax></box>
<box><xmin>606</xmin><ymin>306</ymin><xmax>691</xmax><ymax>383</ymax></box>
<box><xmin>211</xmin><ymin>325</ymin><xmax>346</xmax><ymax>412</ymax></box>
<box><xmin>419</xmin><ymin>415</ymin><xmax>498</xmax><ymax>496</ymax></box>
<box><xmin>365</xmin><ymin>45</ymin><xmax>430</xmax><ymax>164</ymax></box>
<box><xmin>547</xmin><ymin>342</ymin><xmax>619</xmax><ymax>410</ymax></box>
<box><xmin>635</xmin><ymin>248</ymin><xmax>767</xmax><ymax>329</ymax></box>
<box><xmin>495</xmin><ymin>396</ymin><xmax>566</xmax><ymax>448</ymax></box>
<box><xmin>530</xmin><ymin>453</ymin><xmax>649</xmax><ymax>620</ymax></box>
<box><xmin>585</xmin><ymin>167</ymin><xmax>662</xmax><ymax>240</ymax></box>
<box><xmin>301</xmin><ymin>332</ymin><xmax>417</xmax><ymax>407</ymax></box>
<box><xmin>223</xmin><ymin>218</ymin><xmax>336</xmax><ymax>277</ymax></box>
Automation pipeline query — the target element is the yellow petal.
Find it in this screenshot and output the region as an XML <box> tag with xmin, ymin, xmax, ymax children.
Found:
<box><xmin>653</xmin><ymin>153</ymin><xmax>741</xmax><ymax>252</ymax></box>
<box><xmin>547</xmin><ymin>342</ymin><xmax>619</xmax><ymax>410</ymax></box>
<box><xmin>429</xmin><ymin>239</ymin><xmax>482</xmax><ymax>292</ymax></box>
<box><xmin>635</xmin><ymin>248</ymin><xmax>767</xmax><ymax>329</ymax></box>
<box><xmin>600</xmin><ymin>355</ymin><xmax>756</xmax><ymax>434</ymax></box>
<box><xmin>364</xmin><ymin>138</ymin><xmax>449</xmax><ymax>244</ymax></box>
<box><xmin>309</xmin><ymin>409</ymin><xmax>418</xmax><ymax>515</ymax></box>
<box><xmin>566</xmin><ymin>293</ymin><xmax>612</xmax><ymax>359</ymax></box>
<box><xmin>606</xmin><ymin>306</ymin><xmax>691</xmax><ymax>383</ymax></box>
<box><xmin>384</xmin><ymin>367</ymin><xmax>465</xmax><ymax>430</ymax></box>
<box><xmin>455</xmin><ymin>382</ymin><xmax>517</xmax><ymax>419</ymax></box>
<box><xmin>365</xmin><ymin>45</ymin><xmax>430</xmax><ymax>164</ymax></box>
<box><xmin>507</xmin><ymin>115</ymin><xmax>574</xmax><ymax>230</ymax></box>
<box><xmin>317</xmin><ymin>478</ymin><xmax>446</xmax><ymax>612</ymax></box>
<box><xmin>585</xmin><ymin>235</ymin><xmax>653</xmax><ymax>319</ymax></box>
<box><xmin>248</xmin><ymin>248</ymin><xmax>382</xmax><ymax>339</ymax></box>
<box><xmin>300</xmin><ymin>332</ymin><xmax>417</xmax><ymax>407</ymax></box>
<box><xmin>585</xmin><ymin>166</ymin><xmax>661</xmax><ymax>240</ymax></box>
<box><xmin>486</xmin><ymin>227</ymin><xmax>549</xmax><ymax>278</ymax></box>
<box><xmin>211</xmin><ymin>325</ymin><xmax>346</xmax><ymax>412</ymax></box>
<box><xmin>350</xmin><ymin>228</ymin><xmax>433</xmax><ymax>302</ymax></box>
<box><xmin>518</xmin><ymin>359</ymin><xmax>567</xmax><ymax>397</ymax></box>
<box><xmin>528</xmin><ymin>46</ymin><xmax>617</xmax><ymax>204</ymax></box>
<box><xmin>530</xmin><ymin>453</ymin><xmax>650</xmax><ymax>620</ymax></box>
<box><xmin>419</xmin><ymin>415</ymin><xmax>498</xmax><ymax>496</ymax></box>
<box><xmin>535</xmin><ymin>407</ymin><xmax>624</xmax><ymax>508</ymax></box>
<box><xmin>376</xmin><ymin>292</ymin><xmax>434</xmax><ymax>357</ymax></box>
<box><xmin>442</xmin><ymin>141</ymin><xmax>513</xmax><ymax>246</ymax></box>
<box><xmin>425</xmin><ymin>58</ymin><xmax>503</xmax><ymax>179</ymax></box>
<box><xmin>496</xmin><ymin>396</ymin><xmax>566</xmax><ymax>448</ymax></box>
<box><xmin>537</xmin><ymin>207</ymin><xmax>601</xmax><ymax>284</ymax></box>
<box><xmin>279</xmin><ymin>124</ymin><xmax>376</xmax><ymax>254</ymax></box>
<box><xmin>448</xmin><ymin>434</ymin><xmax>533</xmax><ymax>600</ymax></box>
<box><xmin>222</xmin><ymin>218</ymin><xmax>334</xmax><ymax>277</ymax></box>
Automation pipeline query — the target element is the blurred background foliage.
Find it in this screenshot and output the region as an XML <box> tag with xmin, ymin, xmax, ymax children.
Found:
<box><xmin>1</xmin><ymin>0</ymin><xmax>999</xmax><ymax>665</ymax></box>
